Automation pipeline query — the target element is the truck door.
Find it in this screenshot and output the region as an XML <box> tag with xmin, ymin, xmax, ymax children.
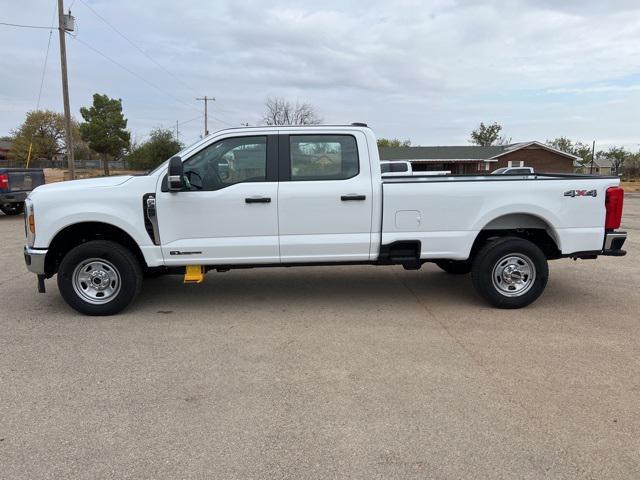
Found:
<box><xmin>155</xmin><ymin>134</ymin><xmax>280</xmax><ymax>266</ymax></box>
<box><xmin>277</xmin><ymin>132</ymin><xmax>373</xmax><ymax>262</ymax></box>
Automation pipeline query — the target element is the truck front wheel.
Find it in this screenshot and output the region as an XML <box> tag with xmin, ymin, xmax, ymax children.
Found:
<box><xmin>1</xmin><ymin>202</ymin><xmax>24</xmax><ymax>215</ymax></box>
<box><xmin>57</xmin><ymin>240</ymin><xmax>142</xmax><ymax>316</ymax></box>
<box><xmin>471</xmin><ymin>237</ymin><xmax>548</xmax><ymax>309</ymax></box>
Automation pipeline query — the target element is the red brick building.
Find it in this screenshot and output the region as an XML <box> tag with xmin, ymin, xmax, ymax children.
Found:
<box><xmin>379</xmin><ymin>141</ymin><xmax>581</xmax><ymax>174</ymax></box>
<box><xmin>0</xmin><ymin>140</ymin><xmax>11</xmax><ymax>167</ymax></box>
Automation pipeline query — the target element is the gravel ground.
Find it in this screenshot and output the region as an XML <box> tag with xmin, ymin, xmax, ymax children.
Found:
<box><xmin>1</xmin><ymin>197</ymin><xmax>639</xmax><ymax>479</ymax></box>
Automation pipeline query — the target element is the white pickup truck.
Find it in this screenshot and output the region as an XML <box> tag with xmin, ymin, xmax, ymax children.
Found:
<box><xmin>23</xmin><ymin>124</ymin><xmax>627</xmax><ymax>315</ymax></box>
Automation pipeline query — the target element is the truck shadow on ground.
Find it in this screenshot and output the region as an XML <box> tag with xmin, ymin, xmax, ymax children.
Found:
<box><xmin>133</xmin><ymin>265</ymin><xmax>483</xmax><ymax>314</ymax></box>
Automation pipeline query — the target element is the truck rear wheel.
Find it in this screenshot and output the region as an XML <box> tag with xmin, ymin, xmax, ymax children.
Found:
<box><xmin>1</xmin><ymin>202</ymin><xmax>24</xmax><ymax>215</ymax></box>
<box><xmin>435</xmin><ymin>260</ymin><xmax>471</xmax><ymax>274</ymax></box>
<box><xmin>57</xmin><ymin>240</ymin><xmax>142</xmax><ymax>316</ymax></box>
<box><xmin>471</xmin><ymin>237</ymin><xmax>548</xmax><ymax>309</ymax></box>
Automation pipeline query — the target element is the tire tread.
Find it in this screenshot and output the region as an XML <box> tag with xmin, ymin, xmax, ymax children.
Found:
<box><xmin>471</xmin><ymin>236</ymin><xmax>548</xmax><ymax>309</ymax></box>
<box><xmin>57</xmin><ymin>240</ymin><xmax>142</xmax><ymax>315</ymax></box>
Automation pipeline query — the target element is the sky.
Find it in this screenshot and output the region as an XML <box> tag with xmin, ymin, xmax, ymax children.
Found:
<box><xmin>1</xmin><ymin>0</ymin><xmax>639</xmax><ymax>150</ymax></box>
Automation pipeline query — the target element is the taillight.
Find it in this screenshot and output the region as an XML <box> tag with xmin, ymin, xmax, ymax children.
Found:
<box><xmin>605</xmin><ymin>186</ymin><xmax>624</xmax><ymax>230</ymax></box>
<box><xmin>0</xmin><ymin>173</ymin><xmax>8</xmax><ymax>190</ymax></box>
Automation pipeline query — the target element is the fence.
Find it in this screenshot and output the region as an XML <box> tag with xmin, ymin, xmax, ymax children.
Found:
<box><xmin>0</xmin><ymin>158</ymin><xmax>128</xmax><ymax>169</ymax></box>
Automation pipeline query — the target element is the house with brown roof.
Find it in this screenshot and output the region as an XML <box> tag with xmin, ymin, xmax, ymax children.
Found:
<box><xmin>379</xmin><ymin>141</ymin><xmax>582</xmax><ymax>174</ymax></box>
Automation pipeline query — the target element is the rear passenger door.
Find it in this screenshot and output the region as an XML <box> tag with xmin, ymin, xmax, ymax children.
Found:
<box><xmin>277</xmin><ymin>132</ymin><xmax>373</xmax><ymax>262</ymax></box>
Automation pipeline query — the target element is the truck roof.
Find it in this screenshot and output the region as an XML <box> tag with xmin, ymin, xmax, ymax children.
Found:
<box><xmin>210</xmin><ymin>123</ymin><xmax>371</xmax><ymax>135</ymax></box>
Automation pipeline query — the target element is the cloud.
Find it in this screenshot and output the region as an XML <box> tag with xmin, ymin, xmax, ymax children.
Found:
<box><xmin>0</xmin><ymin>0</ymin><xmax>638</xmax><ymax>148</ymax></box>
<box><xmin>546</xmin><ymin>85</ymin><xmax>640</xmax><ymax>94</ymax></box>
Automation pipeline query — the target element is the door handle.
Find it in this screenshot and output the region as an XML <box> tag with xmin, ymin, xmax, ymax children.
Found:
<box><xmin>245</xmin><ymin>196</ymin><xmax>271</xmax><ymax>204</ymax></box>
<box><xmin>341</xmin><ymin>194</ymin><xmax>366</xmax><ymax>201</ymax></box>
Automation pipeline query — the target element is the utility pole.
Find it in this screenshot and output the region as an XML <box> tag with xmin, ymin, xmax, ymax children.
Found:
<box><xmin>57</xmin><ymin>0</ymin><xmax>75</xmax><ymax>180</ymax></box>
<box><xmin>175</xmin><ymin>120</ymin><xmax>179</xmax><ymax>143</ymax></box>
<box><xmin>195</xmin><ymin>96</ymin><xmax>215</xmax><ymax>137</ymax></box>
<box><xmin>590</xmin><ymin>140</ymin><xmax>596</xmax><ymax>174</ymax></box>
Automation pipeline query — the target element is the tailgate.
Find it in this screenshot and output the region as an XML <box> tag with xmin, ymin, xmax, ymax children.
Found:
<box><xmin>7</xmin><ymin>170</ymin><xmax>45</xmax><ymax>192</ymax></box>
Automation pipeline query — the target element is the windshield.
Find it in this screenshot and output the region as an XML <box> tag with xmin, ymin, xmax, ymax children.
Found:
<box><xmin>148</xmin><ymin>137</ymin><xmax>210</xmax><ymax>175</ymax></box>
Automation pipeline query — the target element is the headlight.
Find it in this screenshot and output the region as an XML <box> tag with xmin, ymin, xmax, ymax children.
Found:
<box><xmin>24</xmin><ymin>198</ymin><xmax>35</xmax><ymax>247</ymax></box>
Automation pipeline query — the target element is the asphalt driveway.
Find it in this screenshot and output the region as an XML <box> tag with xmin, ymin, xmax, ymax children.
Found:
<box><xmin>1</xmin><ymin>198</ymin><xmax>639</xmax><ymax>479</ymax></box>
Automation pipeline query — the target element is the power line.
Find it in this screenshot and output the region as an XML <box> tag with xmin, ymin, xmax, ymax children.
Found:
<box><xmin>69</xmin><ymin>36</ymin><xmax>238</xmax><ymax>130</ymax></box>
<box><xmin>77</xmin><ymin>0</ymin><xmax>197</xmax><ymax>93</ymax></box>
<box><xmin>35</xmin><ymin>30</ymin><xmax>53</xmax><ymax>108</ymax></box>
<box><xmin>0</xmin><ymin>22</ymin><xmax>53</xmax><ymax>29</ymax></box>
<box><xmin>36</xmin><ymin>4</ymin><xmax>58</xmax><ymax>109</ymax></box>
<box><xmin>208</xmin><ymin>113</ymin><xmax>236</xmax><ymax>127</ymax></box>
<box><xmin>178</xmin><ymin>114</ymin><xmax>204</xmax><ymax>126</ymax></box>
<box><xmin>69</xmin><ymin>34</ymin><xmax>201</xmax><ymax>114</ymax></box>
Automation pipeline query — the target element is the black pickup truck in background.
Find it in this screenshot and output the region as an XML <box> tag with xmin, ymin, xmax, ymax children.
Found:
<box><xmin>0</xmin><ymin>168</ymin><xmax>46</xmax><ymax>215</ymax></box>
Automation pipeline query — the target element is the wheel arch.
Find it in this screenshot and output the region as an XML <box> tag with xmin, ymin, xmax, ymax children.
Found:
<box><xmin>44</xmin><ymin>221</ymin><xmax>147</xmax><ymax>277</ymax></box>
<box><xmin>470</xmin><ymin>213</ymin><xmax>562</xmax><ymax>260</ymax></box>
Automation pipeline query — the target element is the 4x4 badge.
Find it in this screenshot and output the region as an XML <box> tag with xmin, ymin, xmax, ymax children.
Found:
<box><xmin>564</xmin><ymin>189</ymin><xmax>597</xmax><ymax>197</ymax></box>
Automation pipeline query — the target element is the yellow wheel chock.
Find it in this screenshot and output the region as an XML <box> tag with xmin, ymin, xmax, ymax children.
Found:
<box><xmin>184</xmin><ymin>265</ymin><xmax>205</xmax><ymax>284</ymax></box>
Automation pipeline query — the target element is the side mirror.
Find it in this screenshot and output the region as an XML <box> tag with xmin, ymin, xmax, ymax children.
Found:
<box><xmin>167</xmin><ymin>156</ymin><xmax>183</xmax><ymax>191</ymax></box>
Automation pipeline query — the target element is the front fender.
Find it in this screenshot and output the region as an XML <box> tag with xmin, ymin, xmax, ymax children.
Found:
<box><xmin>35</xmin><ymin>204</ymin><xmax>150</xmax><ymax>249</ymax></box>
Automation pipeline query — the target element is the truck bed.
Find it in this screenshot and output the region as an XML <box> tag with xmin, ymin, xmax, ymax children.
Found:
<box><xmin>381</xmin><ymin>172</ymin><xmax>620</xmax><ymax>260</ymax></box>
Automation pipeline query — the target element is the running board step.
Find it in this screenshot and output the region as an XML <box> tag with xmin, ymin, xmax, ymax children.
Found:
<box><xmin>184</xmin><ymin>265</ymin><xmax>205</xmax><ymax>284</ymax></box>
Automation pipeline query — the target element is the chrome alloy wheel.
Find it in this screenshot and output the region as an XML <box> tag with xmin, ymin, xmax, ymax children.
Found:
<box><xmin>72</xmin><ymin>258</ymin><xmax>121</xmax><ymax>304</ymax></box>
<box><xmin>491</xmin><ymin>253</ymin><xmax>536</xmax><ymax>297</ymax></box>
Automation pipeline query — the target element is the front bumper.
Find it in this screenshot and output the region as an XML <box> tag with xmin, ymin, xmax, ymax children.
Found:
<box><xmin>602</xmin><ymin>231</ymin><xmax>627</xmax><ymax>256</ymax></box>
<box><xmin>24</xmin><ymin>245</ymin><xmax>47</xmax><ymax>275</ymax></box>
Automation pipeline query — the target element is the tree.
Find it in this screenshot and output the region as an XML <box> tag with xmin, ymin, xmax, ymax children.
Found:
<box><xmin>262</xmin><ymin>97</ymin><xmax>322</xmax><ymax>125</ymax></box>
<box><xmin>377</xmin><ymin>138</ymin><xmax>411</xmax><ymax>148</ymax></box>
<box><xmin>79</xmin><ymin>94</ymin><xmax>131</xmax><ymax>176</ymax></box>
<box><xmin>546</xmin><ymin>137</ymin><xmax>593</xmax><ymax>167</ymax></box>
<box><xmin>469</xmin><ymin>122</ymin><xmax>510</xmax><ymax>146</ymax></box>
<box><xmin>598</xmin><ymin>146</ymin><xmax>629</xmax><ymax>175</ymax></box>
<box><xmin>622</xmin><ymin>152</ymin><xmax>640</xmax><ymax>178</ymax></box>
<box><xmin>8</xmin><ymin>110</ymin><xmax>79</xmax><ymax>164</ymax></box>
<box><xmin>126</xmin><ymin>128</ymin><xmax>183</xmax><ymax>171</ymax></box>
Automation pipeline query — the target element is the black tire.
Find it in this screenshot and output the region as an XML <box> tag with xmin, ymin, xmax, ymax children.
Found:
<box><xmin>57</xmin><ymin>240</ymin><xmax>143</xmax><ymax>316</ymax></box>
<box><xmin>435</xmin><ymin>259</ymin><xmax>472</xmax><ymax>275</ymax></box>
<box><xmin>0</xmin><ymin>202</ymin><xmax>24</xmax><ymax>215</ymax></box>
<box><xmin>471</xmin><ymin>237</ymin><xmax>548</xmax><ymax>309</ymax></box>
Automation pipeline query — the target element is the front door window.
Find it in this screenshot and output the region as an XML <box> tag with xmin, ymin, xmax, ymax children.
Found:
<box><xmin>182</xmin><ymin>136</ymin><xmax>267</xmax><ymax>191</ymax></box>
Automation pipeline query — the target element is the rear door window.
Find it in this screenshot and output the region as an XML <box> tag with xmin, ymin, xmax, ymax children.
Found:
<box><xmin>289</xmin><ymin>135</ymin><xmax>359</xmax><ymax>181</ymax></box>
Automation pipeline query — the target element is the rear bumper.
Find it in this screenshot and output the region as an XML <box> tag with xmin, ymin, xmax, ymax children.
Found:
<box><xmin>24</xmin><ymin>245</ymin><xmax>47</xmax><ymax>275</ymax></box>
<box><xmin>602</xmin><ymin>231</ymin><xmax>627</xmax><ymax>256</ymax></box>
<box><xmin>0</xmin><ymin>192</ymin><xmax>28</xmax><ymax>204</ymax></box>
<box><xmin>566</xmin><ymin>231</ymin><xmax>627</xmax><ymax>259</ymax></box>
